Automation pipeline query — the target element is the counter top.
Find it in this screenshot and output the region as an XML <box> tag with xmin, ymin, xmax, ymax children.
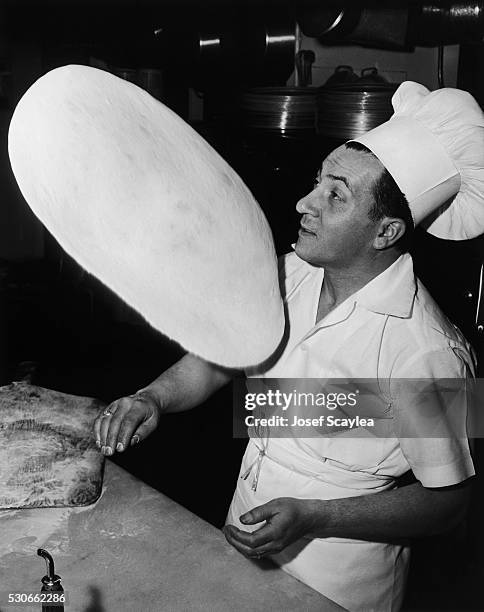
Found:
<box><xmin>0</xmin><ymin>461</ymin><xmax>345</xmax><ymax>611</ymax></box>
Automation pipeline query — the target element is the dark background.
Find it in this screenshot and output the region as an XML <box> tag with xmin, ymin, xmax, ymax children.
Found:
<box><xmin>1</xmin><ymin>2</ymin><xmax>484</xmax><ymax>609</ymax></box>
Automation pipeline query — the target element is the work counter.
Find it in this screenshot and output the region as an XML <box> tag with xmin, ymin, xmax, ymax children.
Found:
<box><xmin>0</xmin><ymin>460</ymin><xmax>345</xmax><ymax>611</ymax></box>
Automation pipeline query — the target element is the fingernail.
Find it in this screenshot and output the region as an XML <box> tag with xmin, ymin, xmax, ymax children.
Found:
<box><xmin>95</xmin><ymin>439</ymin><xmax>101</xmax><ymax>448</ymax></box>
<box><xmin>105</xmin><ymin>446</ymin><xmax>113</xmax><ymax>456</ymax></box>
<box><xmin>101</xmin><ymin>446</ymin><xmax>106</xmax><ymax>454</ymax></box>
<box><xmin>131</xmin><ymin>435</ymin><xmax>140</xmax><ymax>446</ymax></box>
<box><xmin>116</xmin><ymin>442</ymin><xmax>124</xmax><ymax>452</ymax></box>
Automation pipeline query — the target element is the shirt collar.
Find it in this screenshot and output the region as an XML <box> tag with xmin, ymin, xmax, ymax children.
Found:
<box><xmin>352</xmin><ymin>253</ymin><xmax>417</xmax><ymax>318</ymax></box>
<box><xmin>293</xmin><ymin>249</ymin><xmax>417</xmax><ymax>319</ymax></box>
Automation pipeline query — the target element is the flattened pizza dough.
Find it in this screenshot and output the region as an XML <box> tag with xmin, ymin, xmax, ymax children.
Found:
<box><xmin>0</xmin><ymin>382</ymin><xmax>104</xmax><ymax>509</ymax></box>
<box><xmin>8</xmin><ymin>65</ymin><xmax>284</xmax><ymax>367</ymax></box>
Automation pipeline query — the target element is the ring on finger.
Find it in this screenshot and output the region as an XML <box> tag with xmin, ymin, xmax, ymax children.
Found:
<box><xmin>102</xmin><ymin>402</ymin><xmax>119</xmax><ymax>417</ymax></box>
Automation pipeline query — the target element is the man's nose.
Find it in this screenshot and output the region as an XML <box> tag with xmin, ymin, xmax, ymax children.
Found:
<box><xmin>296</xmin><ymin>192</ymin><xmax>318</xmax><ymax>215</ymax></box>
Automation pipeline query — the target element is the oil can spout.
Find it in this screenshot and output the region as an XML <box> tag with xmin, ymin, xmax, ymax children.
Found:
<box><xmin>37</xmin><ymin>548</ymin><xmax>55</xmax><ymax>580</ymax></box>
<box><xmin>36</xmin><ymin>548</ymin><xmax>64</xmax><ymax>611</ymax></box>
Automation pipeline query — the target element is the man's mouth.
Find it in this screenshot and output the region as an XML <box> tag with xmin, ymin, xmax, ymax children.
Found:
<box><xmin>299</xmin><ymin>224</ymin><xmax>316</xmax><ymax>236</ymax></box>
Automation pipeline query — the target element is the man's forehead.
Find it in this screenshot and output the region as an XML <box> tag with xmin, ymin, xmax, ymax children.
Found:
<box><xmin>318</xmin><ymin>146</ymin><xmax>384</xmax><ymax>184</ymax></box>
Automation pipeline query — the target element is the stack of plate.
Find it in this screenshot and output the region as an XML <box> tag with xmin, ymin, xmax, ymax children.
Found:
<box><xmin>242</xmin><ymin>87</ymin><xmax>317</xmax><ymax>137</ymax></box>
<box><xmin>316</xmin><ymin>83</ymin><xmax>397</xmax><ymax>140</ymax></box>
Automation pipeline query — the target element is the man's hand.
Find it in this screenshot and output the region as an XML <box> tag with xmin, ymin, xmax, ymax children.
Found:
<box><xmin>223</xmin><ymin>478</ymin><xmax>473</xmax><ymax>557</ymax></box>
<box><xmin>223</xmin><ymin>497</ymin><xmax>316</xmax><ymax>559</ymax></box>
<box><xmin>93</xmin><ymin>389</ymin><xmax>162</xmax><ymax>456</ymax></box>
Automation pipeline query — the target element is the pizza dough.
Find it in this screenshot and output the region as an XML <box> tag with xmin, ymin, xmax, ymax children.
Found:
<box><xmin>0</xmin><ymin>382</ymin><xmax>104</xmax><ymax>509</ymax></box>
<box><xmin>8</xmin><ymin>65</ymin><xmax>284</xmax><ymax>367</ymax></box>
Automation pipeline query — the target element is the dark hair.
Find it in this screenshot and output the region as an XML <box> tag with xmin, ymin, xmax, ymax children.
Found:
<box><xmin>345</xmin><ymin>140</ymin><xmax>414</xmax><ymax>252</ymax></box>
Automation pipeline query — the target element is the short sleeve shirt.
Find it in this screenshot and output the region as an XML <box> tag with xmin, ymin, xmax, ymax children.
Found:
<box><xmin>248</xmin><ymin>251</ymin><xmax>475</xmax><ymax>488</ymax></box>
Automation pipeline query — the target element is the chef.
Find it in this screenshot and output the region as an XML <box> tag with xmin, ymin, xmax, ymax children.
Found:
<box><xmin>94</xmin><ymin>81</ymin><xmax>483</xmax><ymax>611</ymax></box>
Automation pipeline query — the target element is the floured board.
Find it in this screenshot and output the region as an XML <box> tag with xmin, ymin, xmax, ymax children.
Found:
<box><xmin>8</xmin><ymin>65</ymin><xmax>285</xmax><ymax>368</ymax></box>
<box><xmin>0</xmin><ymin>382</ymin><xmax>104</xmax><ymax>509</ymax></box>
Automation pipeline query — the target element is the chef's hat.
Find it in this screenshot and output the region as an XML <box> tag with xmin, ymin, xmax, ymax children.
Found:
<box><xmin>353</xmin><ymin>81</ymin><xmax>484</xmax><ymax>240</ymax></box>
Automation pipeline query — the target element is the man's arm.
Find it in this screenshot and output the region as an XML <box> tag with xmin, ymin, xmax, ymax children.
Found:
<box><xmin>223</xmin><ymin>478</ymin><xmax>473</xmax><ymax>558</ymax></box>
<box><xmin>94</xmin><ymin>353</ymin><xmax>233</xmax><ymax>454</ymax></box>
<box><xmin>308</xmin><ymin>477</ymin><xmax>472</xmax><ymax>541</ymax></box>
<box><xmin>140</xmin><ymin>352</ymin><xmax>233</xmax><ymax>413</ymax></box>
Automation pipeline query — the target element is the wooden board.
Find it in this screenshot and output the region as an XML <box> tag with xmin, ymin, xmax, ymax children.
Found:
<box><xmin>0</xmin><ymin>382</ymin><xmax>104</xmax><ymax>509</ymax></box>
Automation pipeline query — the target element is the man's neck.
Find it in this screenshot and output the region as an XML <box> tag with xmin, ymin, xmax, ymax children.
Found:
<box><xmin>316</xmin><ymin>251</ymin><xmax>402</xmax><ymax>323</ymax></box>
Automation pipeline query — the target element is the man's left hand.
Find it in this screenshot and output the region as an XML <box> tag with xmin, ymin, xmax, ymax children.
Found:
<box><xmin>223</xmin><ymin>497</ymin><xmax>316</xmax><ymax>559</ymax></box>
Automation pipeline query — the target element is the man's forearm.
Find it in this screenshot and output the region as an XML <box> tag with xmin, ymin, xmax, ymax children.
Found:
<box><xmin>140</xmin><ymin>353</ymin><xmax>234</xmax><ymax>414</ymax></box>
<box><xmin>307</xmin><ymin>479</ymin><xmax>472</xmax><ymax>544</ymax></box>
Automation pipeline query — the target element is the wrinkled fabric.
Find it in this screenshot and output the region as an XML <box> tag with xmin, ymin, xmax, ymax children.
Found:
<box><xmin>354</xmin><ymin>81</ymin><xmax>484</xmax><ymax>240</ymax></box>
<box><xmin>228</xmin><ymin>251</ymin><xmax>475</xmax><ymax>612</ymax></box>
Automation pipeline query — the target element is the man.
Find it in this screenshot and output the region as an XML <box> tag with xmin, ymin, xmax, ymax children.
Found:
<box><xmin>94</xmin><ymin>82</ymin><xmax>483</xmax><ymax>611</ymax></box>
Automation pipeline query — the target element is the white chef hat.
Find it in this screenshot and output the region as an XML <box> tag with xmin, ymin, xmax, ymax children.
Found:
<box><xmin>352</xmin><ymin>81</ymin><xmax>484</xmax><ymax>240</ymax></box>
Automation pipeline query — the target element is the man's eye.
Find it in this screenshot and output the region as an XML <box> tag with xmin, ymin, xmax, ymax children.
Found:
<box><xmin>330</xmin><ymin>191</ymin><xmax>342</xmax><ymax>201</ymax></box>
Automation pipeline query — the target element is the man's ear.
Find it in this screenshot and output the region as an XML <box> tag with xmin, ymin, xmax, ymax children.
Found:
<box><xmin>373</xmin><ymin>217</ymin><xmax>406</xmax><ymax>250</ymax></box>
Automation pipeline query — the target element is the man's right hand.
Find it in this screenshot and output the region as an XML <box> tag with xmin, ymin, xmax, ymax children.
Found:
<box><xmin>93</xmin><ymin>389</ymin><xmax>162</xmax><ymax>456</ymax></box>
<box><xmin>92</xmin><ymin>353</ymin><xmax>234</xmax><ymax>456</ymax></box>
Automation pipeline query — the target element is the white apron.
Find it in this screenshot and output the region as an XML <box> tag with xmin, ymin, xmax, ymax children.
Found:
<box><xmin>226</xmin><ymin>437</ymin><xmax>410</xmax><ymax>612</ymax></box>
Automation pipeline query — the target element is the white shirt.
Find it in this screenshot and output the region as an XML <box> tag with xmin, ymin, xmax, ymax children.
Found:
<box><xmin>249</xmin><ymin>250</ymin><xmax>475</xmax><ymax>487</ymax></box>
<box><xmin>227</xmin><ymin>251</ymin><xmax>475</xmax><ymax>612</ymax></box>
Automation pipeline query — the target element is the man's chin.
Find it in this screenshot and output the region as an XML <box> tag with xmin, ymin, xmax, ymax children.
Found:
<box><xmin>294</xmin><ymin>240</ymin><xmax>313</xmax><ymax>262</ymax></box>
<box><xmin>294</xmin><ymin>240</ymin><xmax>326</xmax><ymax>268</ymax></box>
